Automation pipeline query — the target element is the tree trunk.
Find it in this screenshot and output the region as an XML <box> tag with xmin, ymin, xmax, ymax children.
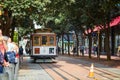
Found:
<box><xmin>57</xmin><ymin>35</ymin><xmax>60</xmax><ymax>54</ymax></box>
<box><xmin>2</xmin><ymin>16</ymin><xmax>11</xmax><ymax>36</ymax></box>
<box><xmin>66</xmin><ymin>33</ymin><xmax>70</xmax><ymax>55</ymax></box>
<box><xmin>97</xmin><ymin>30</ymin><xmax>100</xmax><ymax>59</ymax></box>
<box><xmin>111</xmin><ymin>28</ymin><xmax>115</xmax><ymax>55</ymax></box>
<box><xmin>88</xmin><ymin>34</ymin><xmax>92</xmax><ymax>58</ymax></box>
<box><xmin>11</xmin><ymin>26</ymin><xmax>15</xmax><ymax>41</ymax></box>
<box><xmin>75</xmin><ymin>32</ymin><xmax>79</xmax><ymax>56</ymax></box>
<box><xmin>99</xmin><ymin>32</ymin><xmax>102</xmax><ymax>57</ymax></box>
<box><xmin>62</xmin><ymin>33</ymin><xmax>64</xmax><ymax>55</ymax></box>
<box><xmin>1</xmin><ymin>10</ymin><xmax>13</xmax><ymax>37</ymax></box>
<box><xmin>105</xmin><ymin>27</ymin><xmax>111</xmax><ymax>60</ymax></box>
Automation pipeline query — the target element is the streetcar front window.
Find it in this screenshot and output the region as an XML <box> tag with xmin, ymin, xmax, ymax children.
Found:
<box><xmin>42</xmin><ymin>36</ymin><xmax>47</xmax><ymax>45</ymax></box>
<box><xmin>33</xmin><ymin>36</ymin><xmax>40</xmax><ymax>46</ymax></box>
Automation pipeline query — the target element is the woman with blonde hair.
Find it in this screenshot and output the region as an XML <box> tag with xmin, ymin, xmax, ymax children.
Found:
<box><xmin>0</xmin><ymin>36</ymin><xmax>9</xmax><ymax>73</ymax></box>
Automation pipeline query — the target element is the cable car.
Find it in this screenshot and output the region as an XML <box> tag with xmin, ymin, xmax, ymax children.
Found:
<box><xmin>30</xmin><ymin>28</ymin><xmax>57</xmax><ymax>62</ymax></box>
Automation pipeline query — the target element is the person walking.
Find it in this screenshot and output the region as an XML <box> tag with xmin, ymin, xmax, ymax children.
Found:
<box><xmin>93</xmin><ymin>44</ymin><xmax>98</xmax><ymax>56</ymax></box>
<box><xmin>0</xmin><ymin>36</ymin><xmax>9</xmax><ymax>73</ymax></box>
<box><xmin>5</xmin><ymin>37</ymin><xmax>17</xmax><ymax>63</ymax></box>
<box><xmin>79</xmin><ymin>44</ymin><xmax>84</xmax><ymax>56</ymax></box>
<box><xmin>117</xmin><ymin>44</ymin><xmax>120</xmax><ymax>57</ymax></box>
<box><xmin>7</xmin><ymin>37</ymin><xmax>15</xmax><ymax>52</ymax></box>
<box><xmin>12</xmin><ymin>42</ymin><xmax>19</xmax><ymax>56</ymax></box>
<box><xmin>72</xmin><ymin>46</ymin><xmax>76</xmax><ymax>56</ymax></box>
<box><xmin>19</xmin><ymin>46</ymin><xmax>23</xmax><ymax>64</ymax></box>
<box><xmin>57</xmin><ymin>46</ymin><xmax>60</xmax><ymax>54</ymax></box>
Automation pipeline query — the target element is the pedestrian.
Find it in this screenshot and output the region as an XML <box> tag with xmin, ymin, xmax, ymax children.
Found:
<box><xmin>12</xmin><ymin>42</ymin><xmax>19</xmax><ymax>60</ymax></box>
<box><xmin>72</xmin><ymin>46</ymin><xmax>76</xmax><ymax>56</ymax></box>
<box><xmin>7</xmin><ymin>37</ymin><xmax>15</xmax><ymax>52</ymax></box>
<box><xmin>93</xmin><ymin>44</ymin><xmax>98</xmax><ymax>56</ymax></box>
<box><xmin>0</xmin><ymin>29</ymin><xmax>9</xmax><ymax>73</ymax></box>
<box><xmin>5</xmin><ymin>37</ymin><xmax>17</xmax><ymax>64</ymax></box>
<box><xmin>25</xmin><ymin>41</ymin><xmax>31</xmax><ymax>55</ymax></box>
<box><xmin>117</xmin><ymin>44</ymin><xmax>120</xmax><ymax>57</ymax></box>
<box><xmin>79</xmin><ymin>44</ymin><xmax>84</xmax><ymax>56</ymax></box>
<box><xmin>57</xmin><ymin>46</ymin><xmax>60</xmax><ymax>54</ymax></box>
<box><xmin>19</xmin><ymin>46</ymin><xmax>23</xmax><ymax>64</ymax></box>
<box><xmin>0</xmin><ymin>36</ymin><xmax>9</xmax><ymax>73</ymax></box>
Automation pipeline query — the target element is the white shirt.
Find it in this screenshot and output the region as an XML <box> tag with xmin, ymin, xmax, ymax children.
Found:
<box><xmin>7</xmin><ymin>42</ymin><xmax>15</xmax><ymax>52</ymax></box>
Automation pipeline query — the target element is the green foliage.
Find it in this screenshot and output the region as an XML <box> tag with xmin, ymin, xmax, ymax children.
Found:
<box><xmin>0</xmin><ymin>0</ymin><xmax>119</xmax><ymax>37</ymax></box>
<box><xmin>18</xmin><ymin>26</ymin><xmax>33</xmax><ymax>38</ymax></box>
<box><xmin>13</xmin><ymin>31</ymin><xmax>18</xmax><ymax>43</ymax></box>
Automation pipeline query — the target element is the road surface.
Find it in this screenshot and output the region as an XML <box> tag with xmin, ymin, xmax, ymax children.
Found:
<box><xmin>18</xmin><ymin>55</ymin><xmax>120</xmax><ymax>80</ymax></box>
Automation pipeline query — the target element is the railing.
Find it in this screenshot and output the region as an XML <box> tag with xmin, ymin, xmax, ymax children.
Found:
<box><xmin>0</xmin><ymin>59</ymin><xmax>19</xmax><ymax>80</ymax></box>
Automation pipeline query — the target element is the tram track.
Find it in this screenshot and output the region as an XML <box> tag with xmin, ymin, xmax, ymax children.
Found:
<box><xmin>41</xmin><ymin>63</ymin><xmax>81</xmax><ymax>80</ymax></box>
<box><xmin>40</xmin><ymin>63</ymin><xmax>92</xmax><ymax>80</ymax></box>
<box><xmin>69</xmin><ymin>57</ymin><xmax>120</xmax><ymax>80</ymax></box>
<box><xmin>40</xmin><ymin>56</ymin><xmax>120</xmax><ymax>80</ymax></box>
<box><xmin>77</xmin><ymin>63</ymin><xmax>120</xmax><ymax>80</ymax></box>
<box><xmin>41</xmin><ymin>64</ymin><xmax>71</xmax><ymax>80</ymax></box>
<box><xmin>48</xmin><ymin>63</ymin><xmax>81</xmax><ymax>80</ymax></box>
<box><xmin>51</xmin><ymin>62</ymin><xmax>120</xmax><ymax>80</ymax></box>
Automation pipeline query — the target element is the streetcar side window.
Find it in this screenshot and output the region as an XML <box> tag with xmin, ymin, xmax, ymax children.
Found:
<box><xmin>50</xmin><ymin>36</ymin><xmax>54</xmax><ymax>45</ymax></box>
<box><xmin>33</xmin><ymin>36</ymin><xmax>40</xmax><ymax>46</ymax></box>
<box><xmin>42</xmin><ymin>36</ymin><xmax>47</xmax><ymax>45</ymax></box>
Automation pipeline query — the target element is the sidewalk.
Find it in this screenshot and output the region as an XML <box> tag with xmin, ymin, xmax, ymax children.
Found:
<box><xmin>65</xmin><ymin>52</ymin><xmax>120</xmax><ymax>69</ymax></box>
<box><xmin>18</xmin><ymin>57</ymin><xmax>53</xmax><ymax>80</ymax></box>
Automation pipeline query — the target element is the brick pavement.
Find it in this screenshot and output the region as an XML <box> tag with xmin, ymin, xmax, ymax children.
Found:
<box><xmin>68</xmin><ymin>52</ymin><xmax>120</xmax><ymax>69</ymax></box>
<box><xmin>85</xmin><ymin>54</ymin><xmax>120</xmax><ymax>69</ymax></box>
<box><xmin>18</xmin><ymin>54</ymin><xmax>120</xmax><ymax>80</ymax></box>
<box><xmin>40</xmin><ymin>55</ymin><xmax>120</xmax><ymax>80</ymax></box>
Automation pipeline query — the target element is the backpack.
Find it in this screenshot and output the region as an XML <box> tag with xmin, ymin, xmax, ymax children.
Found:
<box><xmin>4</xmin><ymin>51</ymin><xmax>16</xmax><ymax>64</ymax></box>
<box><xmin>0</xmin><ymin>51</ymin><xmax>4</xmax><ymax>64</ymax></box>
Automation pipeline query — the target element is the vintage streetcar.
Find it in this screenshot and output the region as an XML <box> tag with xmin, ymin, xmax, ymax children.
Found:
<box><xmin>30</xmin><ymin>28</ymin><xmax>57</xmax><ymax>62</ymax></box>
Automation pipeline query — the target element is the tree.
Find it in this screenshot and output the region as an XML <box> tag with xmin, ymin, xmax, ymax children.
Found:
<box><xmin>0</xmin><ymin>0</ymin><xmax>51</xmax><ymax>38</ymax></box>
<box><xmin>0</xmin><ymin>0</ymin><xmax>119</xmax><ymax>60</ymax></box>
<box><xmin>81</xmin><ymin>0</ymin><xmax>120</xmax><ymax>60</ymax></box>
